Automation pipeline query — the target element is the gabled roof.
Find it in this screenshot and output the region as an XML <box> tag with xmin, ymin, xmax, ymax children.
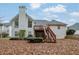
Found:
<box><xmin>0</xmin><ymin>23</ymin><xmax>3</xmax><ymax>26</ymax></box>
<box><xmin>10</xmin><ymin>12</ymin><xmax>66</xmax><ymax>26</ymax></box>
<box><xmin>3</xmin><ymin>23</ymin><xmax>10</xmax><ymax>26</ymax></box>
<box><xmin>10</xmin><ymin>14</ymin><xmax>19</xmax><ymax>23</ymax></box>
<box><xmin>33</xmin><ymin>20</ymin><xmax>48</xmax><ymax>26</ymax></box>
<box><xmin>10</xmin><ymin>13</ymin><xmax>33</xmax><ymax>23</ymax></box>
<box><xmin>34</xmin><ymin>20</ymin><xmax>67</xmax><ymax>26</ymax></box>
<box><xmin>0</xmin><ymin>23</ymin><xmax>9</xmax><ymax>26</ymax></box>
<box><xmin>48</xmin><ymin>20</ymin><xmax>67</xmax><ymax>26</ymax></box>
<box><xmin>69</xmin><ymin>23</ymin><xmax>79</xmax><ymax>30</ymax></box>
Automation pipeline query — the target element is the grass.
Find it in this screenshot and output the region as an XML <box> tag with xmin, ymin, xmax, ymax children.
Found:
<box><xmin>0</xmin><ymin>38</ymin><xmax>10</xmax><ymax>40</ymax></box>
<box><xmin>0</xmin><ymin>39</ymin><xmax>79</xmax><ymax>55</ymax></box>
<box><xmin>66</xmin><ymin>35</ymin><xmax>79</xmax><ymax>39</ymax></box>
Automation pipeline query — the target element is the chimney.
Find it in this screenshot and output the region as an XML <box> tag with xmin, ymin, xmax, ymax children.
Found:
<box><xmin>19</xmin><ymin>6</ymin><xmax>26</xmax><ymax>14</ymax></box>
<box><xmin>19</xmin><ymin>6</ymin><xmax>28</xmax><ymax>30</ymax></box>
<box><xmin>19</xmin><ymin>6</ymin><xmax>28</xmax><ymax>37</ymax></box>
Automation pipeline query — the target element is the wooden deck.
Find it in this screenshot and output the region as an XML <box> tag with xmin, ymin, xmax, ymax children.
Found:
<box><xmin>34</xmin><ymin>26</ymin><xmax>56</xmax><ymax>43</ymax></box>
<box><xmin>34</xmin><ymin>25</ymin><xmax>46</xmax><ymax>30</ymax></box>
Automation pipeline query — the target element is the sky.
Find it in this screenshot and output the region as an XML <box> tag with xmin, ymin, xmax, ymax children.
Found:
<box><xmin>0</xmin><ymin>3</ymin><xmax>79</xmax><ymax>26</ymax></box>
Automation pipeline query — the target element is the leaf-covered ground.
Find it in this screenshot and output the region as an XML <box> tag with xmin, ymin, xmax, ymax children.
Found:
<box><xmin>0</xmin><ymin>39</ymin><xmax>79</xmax><ymax>55</ymax></box>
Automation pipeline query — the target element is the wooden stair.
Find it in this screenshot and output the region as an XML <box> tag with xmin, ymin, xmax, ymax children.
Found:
<box><xmin>43</xmin><ymin>26</ymin><xmax>56</xmax><ymax>43</ymax></box>
<box><xmin>34</xmin><ymin>25</ymin><xmax>56</xmax><ymax>43</ymax></box>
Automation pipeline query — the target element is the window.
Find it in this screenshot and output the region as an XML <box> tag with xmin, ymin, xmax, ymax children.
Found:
<box><xmin>28</xmin><ymin>31</ymin><xmax>32</xmax><ymax>37</ymax></box>
<box><xmin>15</xmin><ymin>31</ymin><xmax>18</xmax><ymax>36</ymax></box>
<box><xmin>28</xmin><ymin>20</ymin><xmax>32</xmax><ymax>28</ymax></box>
<box><xmin>28</xmin><ymin>31</ymin><xmax>31</xmax><ymax>35</ymax></box>
<box><xmin>58</xmin><ymin>26</ymin><xmax>60</xmax><ymax>29</ymax></box>
<box><xmin>15</xmin><ymin>19</ymin><xmax>18</xmax><ymax>28</ymax></box>
<box><xmin>7</xmin><ymin>30</ymin><xmax>9</xmax><ymax>33</ymax></box>
<box><xmin>5</xmin><ymin>26</ymin><xmax>8</xmax><ymax>28</ymax></box>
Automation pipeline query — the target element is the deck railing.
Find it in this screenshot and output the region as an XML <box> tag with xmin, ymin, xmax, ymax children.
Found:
<box><xmin>34</xmin><ymin>25</ymin><xmax>56</xmax><ymax>43</ymax></box>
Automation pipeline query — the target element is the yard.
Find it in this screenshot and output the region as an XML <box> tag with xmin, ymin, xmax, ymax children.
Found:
<box><xmin>0</xmin><ymin>39</ymin><xmax>79</xmax><ymax>55</ymax></box>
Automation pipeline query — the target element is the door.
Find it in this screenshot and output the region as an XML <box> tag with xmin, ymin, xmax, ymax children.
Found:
<box><xmin>35</xmin><ymin>30</ymin><xmax>44</xmax><ymax>37</ymax></box>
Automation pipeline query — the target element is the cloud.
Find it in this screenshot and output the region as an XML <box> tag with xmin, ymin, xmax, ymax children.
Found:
<box><xmin>70</xmin><ymin>12</ymin><xmax>79</xmax><ymax>17</ymax></box>
<box><xmin>46</xmin><ymin>14</ymin><xmax>58</xmax><ymax>19</ymax></box>
<box><xmin>43</xmin><ymin>4</ymin><xmax>67</xmax><ymax>13</ymax></box>
<box><xmin>5</xmin><ymin>19</ymin><xmax>10</xmax><ymax>22</ymax></box>
<box><xmin>1</xmin><ymin>20</ymin><xmax>9</xmax><ymax>23</ymax></box>
<box><xmin>30</xmin><ymin>3</ymin><xmax>42</xmax><ymax>9</ymax></box>
<box><xmin>67</xmin><ymin>19</ymin><xmax>77</xmax><ymax>26</ymax></box>
<box><xmin>43</xmin><ymin>12</ymin><xmax>58</xmax><ymax>20</ymax></box>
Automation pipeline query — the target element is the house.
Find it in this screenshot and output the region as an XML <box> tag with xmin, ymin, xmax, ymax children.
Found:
<box><xmin>0</xmin><ymin>23</ymin><xmax>9</xmax><ymax>37</ymax></box>
<box><xmin>9</xmin><ymin>6</ymin><xmax>67</xmax><ymax>39</ymax></box>
<box><xmin>9</xmin><ymin>6</ymin><xmax>34</xmax><ymax>37</ymax></box>
<box><xmin>34</xmin><ymin>20</ymin><xmax>67</xmax><ymax>39</ymax></box>
<box><xmin>68</xmin><ymin>23</ymin><xmax>79</xmax><ymax>35</ymax></box>
<box><xmin>47</xmin><ymin>20</ymin><xmax>67</xmax><ymax>39</ymax></box>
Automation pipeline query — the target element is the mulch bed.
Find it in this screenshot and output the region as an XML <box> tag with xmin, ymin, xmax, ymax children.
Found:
<box><xmin>0</xmin><ymin>39</ymin><xmax>79</xmax><ymax>55</ymax></box>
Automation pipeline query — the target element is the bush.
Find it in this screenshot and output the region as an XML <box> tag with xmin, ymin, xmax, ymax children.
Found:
<box><xmin>66</xmin><ymin>29</ymin><xmax>75</xmax><ymax>35</ymax></box>
<box><xmin>29</xmin><ymin>39</ymin><xmax>42</xmax><ymax>43</ymax></box>
<box><xmin>65</xmin><ymin>35</ymin><xmax>79</xmax><ymax>39</ymax></box>
<box><xmin>27</xmin><ymin>37</ymin><xmax>43</xmax><ymax>43</ymax></box>
<box><xmin>18</xmin><ymin>30</ymin><xmax>26</xmax><ymax>39</ymax></box>
<box><xmin>23</xmin><ymin>35</ymin><xmax>33</xmax><ymax>40</ymax></box>
<box><xmin>28</xmin><ymin>35</ymin><xmax>33</xmax><ymax>37</ymax></box>
<box><xmin>1</xmin><ymin>32</ymin><xmax>9</xmax><ymax>38</ymax></box>
<box><xmin>10</xmin><ymin>37</ymin><xmax>22</xmax><ymax>40</ymax></box>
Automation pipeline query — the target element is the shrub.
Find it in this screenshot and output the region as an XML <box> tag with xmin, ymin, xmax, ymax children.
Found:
<box><xmin>29</xmin><ymin>39</ymin><xmax>42</xmax><ymax>43</ymax></box>
<box><xmin>28</xmin><ymin>35</ymin><xmax>33</xmax><ymax>37</ymax></box>
<box><xmin>2</xmin><ymin>33</ymin><xmax>9</xmax><ymax>38</ymax></box>
<box><xmin>27</xmin><ymin>37</ymin><xmax>43</xmax><ymax>43</ymax></box>
<box><xmin>23</xmin><ymin>35</ymin><xmax>33</xmax><ymax>40</ymax></box>
<box><xmin>18</xmin><ymin>30</ymin><xmax>26</xmax><ymax>39</ymax></box>
<box><xmin>10</xmin><ymin>37</ymin><xmax>22</xmax><ymax>40</ymax></box>
<box><xmin>66</xmin><ymin>29</ymin><xmax>75</xmax><ymax>35</ymax></box>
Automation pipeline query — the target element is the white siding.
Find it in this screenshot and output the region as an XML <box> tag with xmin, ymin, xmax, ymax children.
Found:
<box><xmin>75</xmin><ymin>30</ymin><xmax>79</xmax><ymax>35</ymax></box>
<box><xmin>9</xmin><ymin>21</ymin><xmax>15</xmax><ymax>37</ymax></box>
<box><xmin>10</xmin><ymin>6</ymin><xmax>34</xmax><ymax>37</ymax></box>
<box><xmin>49</xmin><ymin>26</ymin><xmax>67</xmax><ymax>39</ymax></box>
<box><xmin>19</xmin><ymin>6</ymin><xmax>28</xmax><ymax>37</ymax></box>
<box><xmin>0</xmin><ymin>26</ymin><xmax>2</xmax><ymax>33</ymax></box>
<box><xmin>9</xmin><ymin>25</ymin><xmax>12</xmax><ymax>37</ymax></box>
<box><xmin>28</xmin><ymin>21</ymin><xmax>34</xmax><ymax>37</ymax></box>
<box><xmin>2</xmin><ymin>25</ymin><xmax>9</xmax><ymax>33</ymax></box>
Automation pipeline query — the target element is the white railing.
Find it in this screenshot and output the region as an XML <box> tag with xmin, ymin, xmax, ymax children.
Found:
<box><xmin>34</xmin><ymin>26</ymin><xmax>46</xmax><ymax>30</ymax></box>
